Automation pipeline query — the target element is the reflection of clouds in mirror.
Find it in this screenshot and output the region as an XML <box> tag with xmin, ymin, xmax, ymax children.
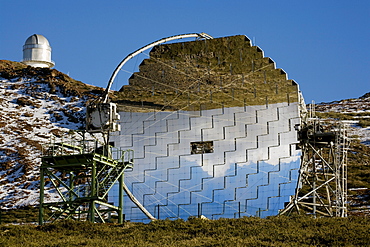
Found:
<box><xmin>111</xmin><ymin>101</ymin><xmax>301</xmax><ymax>221</ymax></box>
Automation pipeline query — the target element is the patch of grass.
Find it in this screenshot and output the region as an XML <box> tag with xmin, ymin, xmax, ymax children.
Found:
<box><xmin>315</xmin><ymin>112</ymin><xmax>354</xmax><ymax>120</ymax></box>
<box><xmin>315</xmin><ymin>112</ymin><xmax>370</xmax><ymax>125</ymax></box>
<box><xmin>0</xmin><ymin>206</ymin><xmax>39</xmax><ymax>224</ymax></box>
<box><xmin>0</xmin><ymin>216</ymin><xmax>370</xmax><ymax>246</ymax></box>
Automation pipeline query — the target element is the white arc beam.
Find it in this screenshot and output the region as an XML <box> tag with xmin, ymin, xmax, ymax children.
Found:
<box><xmin>103</xmin><ymin>32</ymin><xmax>213</xmax><ymax>103</ymax></box>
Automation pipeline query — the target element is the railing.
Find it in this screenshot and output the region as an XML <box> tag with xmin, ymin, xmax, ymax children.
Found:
<box><xmin>42</xmin><ymin>138</ymin><xmax>134</xmax><ymax>164</ymax></box>
<box><xmin>42</xmin><ymin>139</ymin><xmax>98</xmax><ymax>157</ymax></box>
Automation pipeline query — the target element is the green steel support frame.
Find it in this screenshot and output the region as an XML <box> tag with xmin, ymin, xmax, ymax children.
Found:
<box><xmin>39</xmin><ymin>138</ymin><xmax>133</xmax><ymax>224</ymax></box>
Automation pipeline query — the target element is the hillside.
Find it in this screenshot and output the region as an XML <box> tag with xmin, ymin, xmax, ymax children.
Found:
<box><xmin>0</xmin><ymin>59</ymin><xmax>369</xmax><ymax>215</ymax></box>
<box><xmin>314</xmin><ymin>95</ymin><xmax>370</xmax><ymax>143</ymax></box>
<box><xmin>0</xmin><ymin>60</ymin><xmax>103</xmax><ymax>208</ymax></box>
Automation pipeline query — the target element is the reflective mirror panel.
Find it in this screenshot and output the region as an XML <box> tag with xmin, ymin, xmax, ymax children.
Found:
<box><xmin>110</xmin><ymin>102</ymin><xmax>301</xmax><ymax>222</ymax></box>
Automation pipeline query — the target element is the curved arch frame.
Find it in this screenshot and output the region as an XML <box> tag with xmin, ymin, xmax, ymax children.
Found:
<box><xmin>103</xmin><ymin>32</ymin><xmax>213</xmax><ymax>103</ymax></box>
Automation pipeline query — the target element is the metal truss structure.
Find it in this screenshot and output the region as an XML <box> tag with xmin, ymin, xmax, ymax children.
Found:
<box><xmin>39</xmin><ymin>134</ymin><xmax>134</xmax><ymax>224</ymax></box>
<box><xmin>281</xmin><ymin>117</ymin><xmax>349</xmax><ymax>217</ymax></box>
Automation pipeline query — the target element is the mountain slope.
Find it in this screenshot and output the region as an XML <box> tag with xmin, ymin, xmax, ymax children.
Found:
<box><xmin>0</xmin><ymin>60</ymin><xmax>102</xmax><ymax>208</ymax></box>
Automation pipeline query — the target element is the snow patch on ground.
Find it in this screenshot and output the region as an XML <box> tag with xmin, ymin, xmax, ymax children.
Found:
<box><xmin>0</xmin><ymin>76</ymin><xmax>87</xmax><ymax>208</ymax></box>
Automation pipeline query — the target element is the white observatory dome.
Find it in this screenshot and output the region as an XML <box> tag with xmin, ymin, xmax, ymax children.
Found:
<box><xmin>22</xmin><ymin>34</ymin><xmax>55</xmax><ymax>68</ymax></box>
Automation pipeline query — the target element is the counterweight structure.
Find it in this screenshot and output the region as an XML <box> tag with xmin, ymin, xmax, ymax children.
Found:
<box><xmin>39</xmin><ymin>134</ymin><xmax>133</xmax><ymax>224</ymax></box>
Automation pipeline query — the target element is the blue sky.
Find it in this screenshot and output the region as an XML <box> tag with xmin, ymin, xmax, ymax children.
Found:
<box><xmin>1</xmin><ymin>0</ymin><xmax>369</xmax><ymax>103</ymax></box>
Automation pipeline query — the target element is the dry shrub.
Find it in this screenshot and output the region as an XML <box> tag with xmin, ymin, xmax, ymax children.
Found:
<box><xmin>0</xmin><ymin>121</ymin><xmax>7</xmax><ymax>128</ymax></box>
<box><xmin>36</xmin><ymin>133</ymin><xmax>50</xmax><ymax>139</ymax></box>
<box><xmin>16</xmin><ymin>97</ymin><xmax>34</xmax><ymax>107</ymax></box>
<box><xmin>18</xmin><ymin>137</ymin><xmax>42</xmax><ymax>151</ymax></box>
<box><xmin>0</xmin><ymin>147</ymin><xmax>16</xmax><ymax>156</ymax></box>
<box><xmin>50</xmin><ymin>128</ymin><xmax>65</xmax><ymax>137</ymax></box>
<box><xmin>23</xmin><ymin>112</ymin><xmax>34</xmax><ymax>117</ymax></box>
<box><xmin>1</xmin><ymin>160</ymin><xmax>13</xmax><ymax>170</ymax></box>
<box><xmin>20</xmin><ymin>122</ymin><xmax>33</xmax><ymax>132</ymax></box>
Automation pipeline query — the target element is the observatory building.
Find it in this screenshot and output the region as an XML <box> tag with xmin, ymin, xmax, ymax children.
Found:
<box><xmin>109</xmin><ymin>35</ymin><xmax>306</xmax><ymax>222</ymax></box>
<box><xmin>22</xmin><ymin>34</ymin><xmax>55</xmax><ymax>68</ymax></box>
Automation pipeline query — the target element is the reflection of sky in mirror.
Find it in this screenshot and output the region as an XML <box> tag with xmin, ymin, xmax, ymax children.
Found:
<box><xmin>110</xmin><ymin>102</ymin><xmax>301</xmax><ymax>222</ymax></box>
